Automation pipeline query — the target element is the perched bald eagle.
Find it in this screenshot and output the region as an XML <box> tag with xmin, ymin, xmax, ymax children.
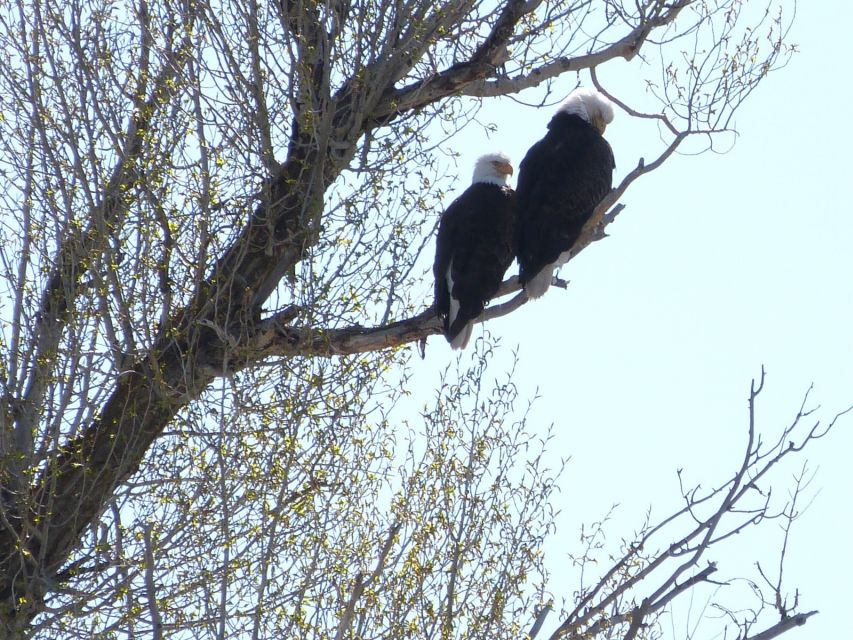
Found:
<box><xmin>516</xmin><ymin>88</ymin><xmax>615</xmax><ymax>299</ymax></box>
<box><xmin>433</xmin><ymin>153</ymin><xmax>516</xmax><ymax>350</ymax></box>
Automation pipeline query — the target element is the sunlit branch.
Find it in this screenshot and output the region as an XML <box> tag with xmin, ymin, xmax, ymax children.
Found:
<box><xmin>591</xmin><ymin>69</ymin><xmax>680</xmax><ymax>136</ymax></box>
<box><xmin>743</xmin><ymin>611</ymin><xmax>818</xmax><ymax>640</ymax></box>
<box><xmin>528</xmin><ymin>602</ymin><xmax>553</xmax><ymax>639</ymax></box>
<box><xmin>142</xmin><ymin>525</ymin><xmax>163</xmax><ymax>640</ymax></box>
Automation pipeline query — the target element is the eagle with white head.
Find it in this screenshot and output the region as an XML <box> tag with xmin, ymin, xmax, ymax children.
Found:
<box><xmin>433</xmin><ymin>153</ymin><xmax>516</xmax><ymax>350</ymax></box>
<box><xmin>516</xmin><ymin>88</ymin><xmax>615</xmax><ymax>299</ymax></box>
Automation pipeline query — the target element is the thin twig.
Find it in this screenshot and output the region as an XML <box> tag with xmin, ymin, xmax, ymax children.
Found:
<box><xmin>142</xmin><ymin>525</ymin><xmax>163</xmax><ymax>640</ymax></box>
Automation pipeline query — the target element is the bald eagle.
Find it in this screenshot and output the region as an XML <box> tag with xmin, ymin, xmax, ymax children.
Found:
<box><xmin>516</xmin><ymin>88</ymin><xmax>615</xmax><ymax>299</ymax></box>
<box><xmin>433</xmin><ymin>153</ymin><xmax>516</xmax><ymax>350</ymax></box>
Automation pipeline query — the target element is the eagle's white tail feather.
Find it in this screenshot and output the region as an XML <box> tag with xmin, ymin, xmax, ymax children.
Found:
<box><xmin>450</xmin><ymin>322</ymin><xmax>474</xmax><ymax>350</ymax></box>
<box><xmin>446</xmin><ymin>263</ymin><xmax>460</xmax><ymax>328</ymax></box>
<box><xmin>524</xmin><ymin>264</ymin><xmax>555</xmax><ymax>300</ymax></box>
<box><xmin>446</xmin><ymin>261</ymin><xmax>472</xmax><ymax>349</ymax></box>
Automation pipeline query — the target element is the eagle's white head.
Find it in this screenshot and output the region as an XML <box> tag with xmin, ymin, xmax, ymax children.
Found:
<box><xmin>472</xmin><ymin>152</ymin><xmax>514</xmax><ymax>186</ymax></box>
<box><xmin>556</xmin><ymin>88</ymin><xmax>615</xmax><ymax>134</ymax></box>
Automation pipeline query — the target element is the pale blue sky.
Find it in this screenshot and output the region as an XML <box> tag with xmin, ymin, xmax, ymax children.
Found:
<box><xmin>415</xmin><ymin>1</ymin><xmax>852</xmax><ymax>636</ymax></box>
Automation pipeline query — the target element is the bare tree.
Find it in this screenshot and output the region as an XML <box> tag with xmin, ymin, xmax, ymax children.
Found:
<box><xmin>0</xmin><ymin>0</ymin><xmax>825</xmax><ymax>637</ymax></box>
<box><xmin>537</xmin><ymin>369</ymin><xmax>849</xmax><ymax>640</ymax></box>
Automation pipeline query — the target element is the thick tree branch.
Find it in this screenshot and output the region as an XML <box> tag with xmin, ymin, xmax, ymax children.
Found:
<box><xmin>252</xmin><ymin>308</ymin><xmax>443</xmax><ymax>357</ymax></box>
<box><xmin>369</xmin><ymin>0</ymin><xmax>529</xmax><ymax>120</ymax></box>
<box><xmin>528</xmin><ymin>602</ymin><xmax>553</xmax><ymax>639</ymax></box>
<box><xmin>380</xmin><ymin>1</ymin><xmax>693</xmax><ymax>108</ymax></box>
<box><xmin>743</xmin><ymin>611</ymin><xmax>818</xmax><ymax>640</ymax></box>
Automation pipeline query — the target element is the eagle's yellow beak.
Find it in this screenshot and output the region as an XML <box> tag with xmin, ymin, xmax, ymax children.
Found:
<box><xmin>494</xmin><ymin>161</ymin><xmax>514</xmax><ymax>176</ymax></box>
<box><xmin>592</xmin><ymin>114</ymin><xmax>608</xmax><ymax>134</ymax></box>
